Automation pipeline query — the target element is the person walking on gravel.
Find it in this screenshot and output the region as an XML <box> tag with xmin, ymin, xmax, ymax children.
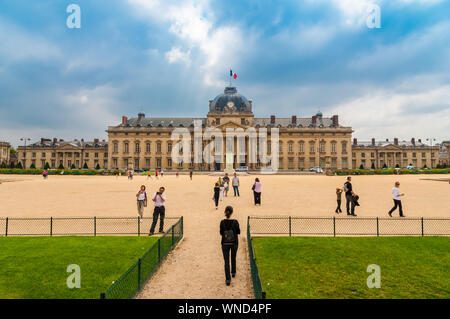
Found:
<box><xmin>388</xmin><ymin>181</ymin><xmax>405</xmax><ymax>217</ymax></box>
<box><xmin>220</xmin><ymin>206</ymin><xmax>240</xmax><ymax>286</ymax></box>
<box><xmin>149</xmin><ymin>187</ymin><xmax>166</xmax><ymax>235</ymax></box>
<box><xmin>136</xmin><ymin>185</ymin><xmax>148</xmax><ymax>223</ymax></box>
<box><xmin>213</xmin><ymin>182</ymin><xmax>220</xmax><ymax>210</ymax></box>
<box><xmin>232</xmin><ymin>173</ymin><xmax>240</xmax><ymax>197</ymax></box>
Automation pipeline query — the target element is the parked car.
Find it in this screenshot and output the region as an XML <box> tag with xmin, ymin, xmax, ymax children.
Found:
<box><xmin>309</xmin><ymin>166</ymin><xmax>324</xmax><ymax>173</ymax></box>
<box><xmin>235</xmin><ymin>166</ymin><xmax>249</xmax><ymax>172</ymax></box>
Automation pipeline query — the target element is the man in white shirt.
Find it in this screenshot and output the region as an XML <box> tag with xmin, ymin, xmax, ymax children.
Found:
<box><xmin>150</xmin><ymin>187</ymin><xmax>166</xmax><ymax>235</ymax></box>
<box><xmin>388</xmin><ymin>181</ymin><xmax>405</xmax><ymax>217</ymax></box>
<box><xmin>232</xmin><ymin>173</ymin><xmax>240</xmax><ymax>197</ymax></box>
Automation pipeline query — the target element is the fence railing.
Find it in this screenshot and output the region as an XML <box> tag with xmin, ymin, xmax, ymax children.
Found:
<box><xmin>247</xmin><ymin>217</ymin><xmax>266</xmax><ymax>299</ymax></box>
<box><xmin>248</xmin><ymin>216</ymin><xmax>450</xmax><ymax>237</ymax></box>
<box><xmin>100</xmin><ymin>216</ymin><xmax>183</xmax><ymax>299</ymax></box>
<box><xmin>0</xmin><ymin>216</ymin><xmax>179</xmax><ymax>237</ymax></box>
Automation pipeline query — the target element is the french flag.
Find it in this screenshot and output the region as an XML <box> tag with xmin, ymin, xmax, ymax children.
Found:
<box><xmin>230</xmin><ymin>69</ymin><xmax>237</xmax><ymax>79</ymax></box>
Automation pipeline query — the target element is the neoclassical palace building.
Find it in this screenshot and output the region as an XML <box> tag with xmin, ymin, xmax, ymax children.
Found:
<box><xmin>13</xmin><ymin>86</ymin><xmax>441</xmax><ymax>171</ymax></box>
<box><xmin>18</xmin><ymin>138</ymin><xmax>108</xmax><ymax>169</ymax></box>
<box><xmin>107</xmin><ymin>86</ymin><xmax>353</xmax><ymax>171</ymax></box>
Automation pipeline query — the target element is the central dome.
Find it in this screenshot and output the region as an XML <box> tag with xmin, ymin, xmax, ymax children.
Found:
<box><xmin>210</xmin><ymin>87</ymin><xmax>252</xmax><ymax>113</ymax></box>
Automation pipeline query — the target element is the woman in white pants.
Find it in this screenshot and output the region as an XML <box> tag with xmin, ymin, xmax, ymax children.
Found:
<box><xmin>219</xmin><ymin>177</ymin><xmax>225</xmax><ymax>201</ymax></box>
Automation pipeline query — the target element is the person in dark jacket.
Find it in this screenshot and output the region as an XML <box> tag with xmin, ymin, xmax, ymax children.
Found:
<box><xmin>220</xmin><ymin>206</ymin><xmax>240</xmax><ymax>286</ymax></box>
<box><xmin>213</xmin><ymin>182</ymin><xmax>220</xmax><ymax>210</ymax></box>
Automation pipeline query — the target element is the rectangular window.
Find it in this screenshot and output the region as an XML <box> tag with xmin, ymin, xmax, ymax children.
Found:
<box><xmin>156</xmin><ymin>158</ymin><xmax>161</xmax><ymax>167</ymax></box>
<box><xmin>135</xmin><ymin>143</ymin><xmax>140</xmax><ymax>153</ymax></box>
<box><xmin>146</xmin><ymin>143</ymin><xmax>151</xmax><ymax>153</ymax></box>
<box><xmin>331</xmin><ymin>143</ymin><xmax>336</xmax><ymax>153</ymax></box>
<box><xmin>320</xmin><ymin>143</ymin><xmax>325</xmax><ymax>153</ymax></box>
<box><xmin>42</xmin><ymin>152</ymin><xmax>46</xmax><ymax>158</ymax></box>
<box><xmin>113</xmin><ymin>143</ymin><xmax>118</xmax><ymax>153</ymax></box>
<box><xmin>309</xmin><ymin>143</ymin><xmax>314</xmax><ymax>153</ymax></box>
<box><xmin>299</xmin><ymin>143</ymin><xmax>304</xmax><ymax>153</ymax></box>
<box><xmin>124</xmin><ymin>143</ymin><xmax>129</xmax><ymax>153</ymax></box>
<box><xmin>145</xmin><ymin>158</ymin><xmax>150</xmax><ymax>168</ymax></box>
<box><xmin>168</xmin><ymin>158</ymin><xmax>172</xmax><ymax>167</ymax></box>
<box><xmin>298</xmin><ymin>158</ymin><xmax>305</xmax><ymax>169</ymax></box>
<box><xmin>85</xmin><ymin>153</ymin><xmax>89</xmax><ymax>158</ymax></box>
<box><xmin>310</xmin><ymin>158</ymin><xmax>315</xmax><ymax>167</ymax></box>
<box><xmin>241</xmin><ymin>118</ymin><xmax>246</xmax><ymax>125</ymax></box>
<box><xmin>157</xmin><ymin>143</ymin><xmax>162</xmax><ymax>153</ymax></box>
<box><xmin>342</xmin><ymin>158</ymin><xmax>348</xmax><ymax>169</ymax></box>
<box><xmin>95</xmin><ymin>152</ymin><xmax>99</xmax><ymax>158</ymax></box>
<box><xmin>288</xmin><ymin>143</ymin><xmax>293</xmax><ymax>153</ymax></box>
<box><xmin>134</xmin><ymin>159</ymin><xmax>139</xmax><ymax>169</ymax></box>
<box><xmin>168</xmin><ymin>143</ymin><xmax>172</xmax><ymax>153</ymax></box>
<box><xmin>342</xmin><ymin>142</ymin><xmax>347</xmax><ymax>153</ymax></box>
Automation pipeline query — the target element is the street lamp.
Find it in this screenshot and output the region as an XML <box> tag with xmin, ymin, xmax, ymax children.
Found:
<box><xmin>20</xmin><ymin>137</ymin><xmax>31</xmax><ymax>168</ymax></box>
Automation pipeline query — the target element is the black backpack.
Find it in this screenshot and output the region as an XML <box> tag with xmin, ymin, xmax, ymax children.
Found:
<box><xmin>223</xmin><ymin>221</ymin><xmax>236</xmax><ymax>245</ymax></box>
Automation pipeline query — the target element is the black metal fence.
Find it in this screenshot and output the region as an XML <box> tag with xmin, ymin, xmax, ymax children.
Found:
<box><xmin>248</xmin><ymin>216</ymin><xmax>450</xmax><ymax>237</ymax></box>
<box><xmin>100</xmin><ymin>217</ymin><xmax>183</xmax><ymax>299</ymax></box>
<box><xmin>0</xmin><ymin>216</ymin><xmax>180</xmax><ymax>237</ymax></box>
<box><xmin>247</xmin><ymin>217</ymin><xmax>266</xmax><ymax>299</ymax></box>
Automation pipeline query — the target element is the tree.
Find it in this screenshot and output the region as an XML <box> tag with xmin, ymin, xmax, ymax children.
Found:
<box><xmin>44</xmin><ymin>162</ymin><xmax>50</xmax><ymax>170</ymax></box>
<box><xmin>95</xmin><ymin>163</ymin><xmax>100</xmax><ymax>170</ymax></box>
<box><xmin>359</xmin><ymin>164</ymin><xmax>364</xmax><ymax>169</ymax></box>
<box><xmin>0</xmin><ymin>162</ymin><xmax>6</xmax><ymax>168</ymax></box>
<box><xmin>16</xmin><ymin>162</ymin><xmax>22</xmax><ymax>169</ymax></box>
<box><xmin>382</xmin><ymin>163</ymin><xmax>387</xmax><ymax>169</ymax></box>
<box><xmin>30</xmin><ymin>163</ymin><xmax>36</xmax><ymax>169</ymax></box>
<box><xmin>83</xmin><ymin>162</ymin><xmax>89</xmax><ymax>169</ymax></box>
<box><xmin>423</xmin><ymin>164</ymin><xmax>428</xmax><ymax>169</ymax></box>
<box><xmin>71</xmin><ymin>163</ymin><xmax>76</xmax><ymax>169</ymax></box>
<box><xmin>58</xmin><ymin>163</ymin><xmax>64</xmax><ymax>169</ymax></box>
<box><xmin>395</xmin><ymin>164</ymin><xmax>400</xmax><ymax>168</ymax></box>
<box><xmin>371</xmin><ymin>162</ymin><xmax>375</xmax><ymax>169</ymax></box>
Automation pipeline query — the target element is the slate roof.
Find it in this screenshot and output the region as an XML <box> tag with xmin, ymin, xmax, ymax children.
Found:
<box><xmin>23</xmin><ymin>139</ymin><xmax>107</xmax><ymax>149</ymax></box>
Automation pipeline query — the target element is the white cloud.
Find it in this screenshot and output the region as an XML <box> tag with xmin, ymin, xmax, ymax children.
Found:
<box><xmin>128</xmin><ymin>0</ymin><xmax>245</xmax><ymax>87</ymax></box>
<box><xmin>329</xmin><ymin>82</ymin><xmax>450</xmax><ymax>141</ymax></box>
<box><xmin>165</xmin><ymin>47</ymin><xmax>191</xmax><ymax>66</ymax></box>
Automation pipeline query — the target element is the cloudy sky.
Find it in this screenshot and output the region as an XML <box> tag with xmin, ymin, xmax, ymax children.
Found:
<box><xmin>0</xmin><ymin>0</ymin><xmax>449</xmax><ymax>147</ymax></box>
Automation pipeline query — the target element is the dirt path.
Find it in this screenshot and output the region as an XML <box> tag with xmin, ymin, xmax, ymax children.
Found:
<box><xmin>136</xmin><ymin>202</ymin><xmax>253</xmax><ymax>299</ymax></box>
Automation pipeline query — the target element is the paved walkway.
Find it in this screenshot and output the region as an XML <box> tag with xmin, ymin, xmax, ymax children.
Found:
<box><xmin>136</xmin><ymin>204</ymin><xmax>253</xmax><ymax>299</ymax></box>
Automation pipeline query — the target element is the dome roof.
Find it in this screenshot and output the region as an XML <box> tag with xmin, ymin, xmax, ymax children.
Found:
<box><xmin>210</xmin><ymin>87</ymin><xmax>252</xmax><ymax>113</ymax></box>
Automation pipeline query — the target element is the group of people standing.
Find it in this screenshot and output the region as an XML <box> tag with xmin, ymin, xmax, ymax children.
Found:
<box><xmin>212</xmin><ymin>173</ymin><xmax>263</xmax><ymax>209</ymax></box>
<box><xmin>136</xmin><ymin>185</ymin><xmax>167</xmax><ymax>235</ymax></box>
<box><xmin>335</xmin><ymin>176</ymin><xmax>406</xmax><ymax>217</ymax></box>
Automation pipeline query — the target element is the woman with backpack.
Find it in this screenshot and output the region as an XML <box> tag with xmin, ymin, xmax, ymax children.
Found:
<box><xmin>220</xmin><ymin>206</ymin><xmax>240</xmax><ymax>286</ymax></box>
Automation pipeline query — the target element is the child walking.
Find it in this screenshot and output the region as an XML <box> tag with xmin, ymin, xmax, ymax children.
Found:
<box><xmin>335</xmin><ymin>188</ymin><xmax>343</xmax><ymax>213</ymax></box>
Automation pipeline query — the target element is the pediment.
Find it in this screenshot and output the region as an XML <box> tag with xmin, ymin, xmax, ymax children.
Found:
<box><xmin>56</xmin><ymin>143</ymin><xmax>81</xmax><ymax>150</ymax></box>
<box><xmin>380</xmin><ymin>144</ymin><xmax>402</xmax><ymax>150</ymax></box>
<box><xmin>216</xmin><ymin>121</ymin><xmax>247</xmax><ymax>130</ymax></box>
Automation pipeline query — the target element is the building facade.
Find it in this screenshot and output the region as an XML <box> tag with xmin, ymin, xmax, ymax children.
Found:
<box><xmin>107</xmin><ymin>86</ymin><xmax>353</xmax><ymax>171</ymax></box>
<box><xmin>438</xmin><ymin>141</ymin><xmax>450</xmax><ymax>167</ymax></box>
<box><xmin>352</xmin><ymin>138</ymin><xmax>439</xmax><ymax>169</ymax></box>
<box><xmin>0</xmin><ymin>142</ymin><xmax>10</xmax><ymax>166</ymax></box>
<box><xmin>17</xmin><ymin>138</ymin><xmax>108</xmax><ymax>169</ymax></box>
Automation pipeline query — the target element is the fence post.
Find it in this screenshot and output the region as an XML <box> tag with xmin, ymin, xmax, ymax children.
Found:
<box><xmin>137</xmin><ymin>258</ymin><xmax>142</xmax><ymax>289</ymax></box>
<box><xmin>181</xmin><ymin>216</ymin><xmax>184</xmax><ymax>237</ymax></box>
<box><xmin>333</xmin><ymin>216</ymin><xmax>336</xmax><ymax>237</ymax></box>
<box><xmin>289</xmin><ymin>216</ymin><xmax>292</xmax><ymax>237</ymax></box>
<box><xmin>138</xmin><ymin>216</ymin><xmax>140</xmax><ymax>237</ymax></box>
<box><xmin>50</xmin><ymin>217</ymin><xmax>53</xmax><ymax>236</ymax></box>
<box><xmin>94</xmin><ymin>217</ymin><xmax>97</xmax><ymax>237</ymax></box>
<box><xmin>172</xmin><ymin>225</ymin><xmax>174</xmax><ymax>246</ymax></box>
<box><xmin>158</xmin><ymin>238</ymin><xmax>161</xmax><ymax>264</ymax></box>
<box><xmin>5</xmin><ymin>217</ymin><xmax>8</xmax><ymax>237</ymax></box>
<box><xmin>376</xmin><ymin>217</ymin><xmax>379</xmax><ymax>237</ymax></box>
<box><xmin>421</xmin><ymin>217</ymin><xmax>424</xmax><ymax>237</ymax></box>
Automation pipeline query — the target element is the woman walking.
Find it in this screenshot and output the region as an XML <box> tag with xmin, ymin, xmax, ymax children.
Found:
<box><xmin>136</xmin><ymin>185</ymin><xmax>148</xmax><ymax>223</ymax></box>
<box><xmin>218</xmin><ymin>177</ymin><xmax>225</xmax><ymax>201</ymax></box>
<box><xmin>252</xmin><ymin>178</ymin><xmax>262</xmax><ymax>206</ymax></box>
<box><xmin>213</xmin><ymin>182</ymin><xmax>220</xmax><ymax>210</ymax></box>
<box><xmin>220</xmin><ymin>206</ymin><xmax>240</xmax><ymax>286</ymax></box>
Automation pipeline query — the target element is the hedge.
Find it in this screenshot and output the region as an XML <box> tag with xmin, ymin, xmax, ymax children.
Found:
<box><xmin>0</xmin><ymin>169</ymin><xmax>106</xmax><ymax>175</ymax></box>
<box><xmin>335</xmin><ymin>168</ymin><xmax>450</xmax><ymax>175</ymax></box>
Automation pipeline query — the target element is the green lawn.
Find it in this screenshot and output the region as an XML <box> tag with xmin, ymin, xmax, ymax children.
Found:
<box><xmin>253</xmin><ymin>237</ymin><xmax>450</xmax><ymax>299</ymax></box>
<box><xmin>0</xmin><ymin>236</ymin><xmax>157</xmax><ymax>299</ymax></box>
